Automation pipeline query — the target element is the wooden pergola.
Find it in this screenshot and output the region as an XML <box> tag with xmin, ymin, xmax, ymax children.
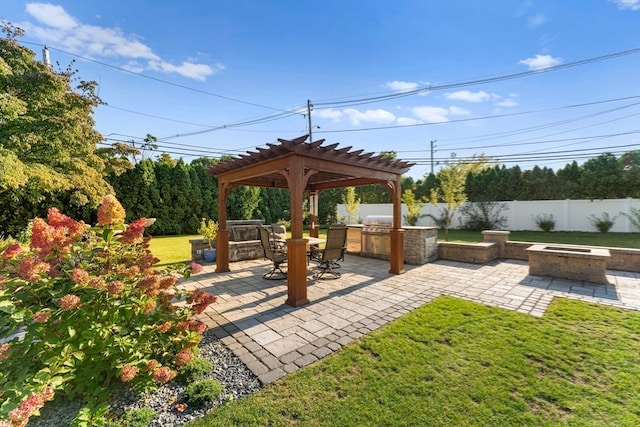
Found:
<box><xmin>207</xmin><ymin>135</ymin><xmax>414</xmax><ymax>307</ymax></box>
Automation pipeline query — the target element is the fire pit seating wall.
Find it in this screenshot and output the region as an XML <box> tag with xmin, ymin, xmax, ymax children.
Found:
<box><xmin>190</xmin><ymin>219</ymin><xmax>267</xmax><ymax>262</ymax></box>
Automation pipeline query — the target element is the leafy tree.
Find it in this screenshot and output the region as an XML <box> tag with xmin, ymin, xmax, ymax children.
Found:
<box><xmin>619</xmin><ymin>151</ymin><xmax>640</xmax><ymax>198</ymax></box>
<box><xmin>0</xmin><ymin>22</ymin><xmax>113</xmax><ymax>236</ymax></box>
<box><xmin>402</xmin><ymin>189</ymin><xmax>426</xmax><ymax>226</ymax></box>
<box><xmin>579</xmin><ymin>153</ymin><xmax>624</xmax><ymax>199</ymax></box>
<box><xmin>414</xmin><ymin>173</ymin><xmax>438</xmax><ymax>201</ymax></box>
<box><xmin>429</xmin><ymin>155</ymin><xmax>487</xmax><ymax>240</ymax></box>
<box><xmin>342</xmin><ymin>187</ymin><xmax>361</xmax><ymax>224</ymax></box>
<box><xmin>556</xmin><ymin>161</ymin><xmax>582</xmax><ymax>199</ymax></box>
<box><xmin>318</xmin><ymin>188</ymin><xmax>345</xmax><ymax>226</ymax></box>
<box><xmin>227</xmin><ymin>186</ymin><xmax>261</xmax><ymax>220</ymax></box>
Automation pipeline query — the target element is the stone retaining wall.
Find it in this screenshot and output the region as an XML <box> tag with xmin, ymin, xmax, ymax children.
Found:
<box><xmin>437</xmin><ymin>231</ymin><xmax>640</xmax><ymax>273</ymax></box>
<box><xmin>191</xmin><ymin>220</ymin><xmax>266</xmax><ymax>262</ymax></box>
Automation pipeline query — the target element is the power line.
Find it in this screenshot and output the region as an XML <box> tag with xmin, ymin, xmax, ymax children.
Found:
<box><xmin>20</xmin><ymin>40</ymin><xmax>291</xmax><ymax>113</ymax></box>
<box><xmin>312</xmin><ymin>47</ymin><xmax>640</xmax><ymax>109</ymax></box>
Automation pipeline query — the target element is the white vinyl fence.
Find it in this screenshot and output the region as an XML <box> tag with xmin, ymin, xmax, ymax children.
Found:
<box><xmin>337</xmin><ymin>198</ymin><xmax>640</xmax><ymax>232</ymax></box>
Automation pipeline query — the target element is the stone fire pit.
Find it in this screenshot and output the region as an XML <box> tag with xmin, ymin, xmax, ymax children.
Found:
<box><xmin>526</xmin><ymin>244</ymin><xmax>610</xmax><ymax>284</ymax></box>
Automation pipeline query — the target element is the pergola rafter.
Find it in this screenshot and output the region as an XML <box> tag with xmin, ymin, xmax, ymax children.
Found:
<box><xmin>207</xmin><ymin>135</ymin><xmax>414</xmax><ymax>307</ymax></box>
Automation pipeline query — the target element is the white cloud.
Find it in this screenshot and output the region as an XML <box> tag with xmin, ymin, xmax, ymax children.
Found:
<box><xmin>122</xmin><ymin>61</ymin><xmax>145</xmax><ymax>73</ymax></box>
<box><xmin>611</xmin><ymin>0</ymin><xmax>640</xmax><ymax>11</ymax></box>
<box><xmin>315</xmin><ymin>108</ymin><xmax>344</xmax><ymax>122</ymax></box>
<box><xmin>519</xmin><ymin>54</ymin><xmax>563</xmax><ymax>71</ymax></box>
<box><xmin>412</xmin><ymin>106</ymin><xmax>450</xmax><ymax>123</ymax></box>
<box><xmin>26</xmin><ymin>2</ymin><xmax>77</xmax><ymax>30</ymax></box>
<box><xmin>148</xmin><ymin>60</ymin><xmax>223</xmax><ymax>82</ymax></box>
<box><xmin>343</xmin><ymin>108</ymin><xmax>396</xmax><ymax>126</ymax></box>
<box><xmin>22</xmin><ymin>2</ymin><xmax>220</xmax><ymax>80</ymax></box>
<box><xmin>315</xmin><ymin>108</ymin><xmax>396</xmax><ymax>125</ymax></box>
<box><xmin>496</xmin><ymin>98</ymin><xmax>518</xmax><ymax>107</ymax></box>
<box><xmin>385</xmin><ymin>80</ymin><xmax>419</xmax><ymax>92</ymax></box>
<box><xmin>384</xmin><ymin>80</ymin><xmax>431</xmax><ymax>96</ymax></box>
<box><xmin>448</xmin><ymin>106</ymin><xmax>470</xmax><ymax>115</ymax></box>
<box><xmin>396</xmin><ymin>117</ymin><xmax>420</xmax><ymax>126</ymax></box>
<box><xmin>528</xmin><ymin>13</ymin><xmax>547</xmax><ymax>27</ymax></box>
<box><xmin>444</xmin><ymin>90</ymin><xmax>492</xmax><ymax>103</ymax></box>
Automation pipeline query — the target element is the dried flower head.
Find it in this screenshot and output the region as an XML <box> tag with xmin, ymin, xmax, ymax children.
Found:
<box><xmin>59</xmin><ymin>294</ymin><xmax>82</xmax><ymax>311</ymax></box>
<box><xmin>152</xmin><ymin>367</ymin><xmax>177</xmax><ymax>384</ymax></box>
<box><xmin>120</xmin><ymin>364</ymin><xmax>138</xmax><ymax>383</ymax></box>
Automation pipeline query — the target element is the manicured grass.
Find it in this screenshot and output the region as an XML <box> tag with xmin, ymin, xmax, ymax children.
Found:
<box><xmin>440</xmin><ymin>230</ymin><xmax>640</xmax><ymax>249</ymax></box>
<box><xmin>149</xmin><ymin>234</ymin><xmax>198</xmax><ymax>265</ymax></box>
<box><xmin>188</xmin><ymin>297</ymin><xmax>640</xmax><ymax>426</ymax></box>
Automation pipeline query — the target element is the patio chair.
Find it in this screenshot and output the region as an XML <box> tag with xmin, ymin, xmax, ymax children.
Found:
<box><xmin>258</xmin><ymin>226</ymin><xmax>287</xmax><ymax>280</ymax></box>
<box><xmin>313</xmin><ymin>224</ymin><xmax>347</xmax><ymax>279</ymax></box>
<box><xmin>270</xmin><ymin>223</ymin><xmax>287</xmax><ymax>250</ymax></box>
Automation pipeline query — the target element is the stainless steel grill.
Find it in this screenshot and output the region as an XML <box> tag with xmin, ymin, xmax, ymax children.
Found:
<box><xmin>361</xmin><ymin>215</ymin><xmax>393</xmax><ymax>259</ymax></box>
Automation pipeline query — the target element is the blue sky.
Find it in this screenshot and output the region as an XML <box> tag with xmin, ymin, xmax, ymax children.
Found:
<box><xmin>3</xmin><ymin>0</ymin><xmax>639</xmax><ymax>179</ymax></box>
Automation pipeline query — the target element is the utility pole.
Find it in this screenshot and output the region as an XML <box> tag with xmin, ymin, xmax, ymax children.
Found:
<box><xmin>307</xmin><ymin>99</ymin><xmax>313</xmax><ymax>143</ymax></box>
<box><xmin>430</xmin><ymin>140</ymin><xmax>437</xmax><ymax>175</ymax></box>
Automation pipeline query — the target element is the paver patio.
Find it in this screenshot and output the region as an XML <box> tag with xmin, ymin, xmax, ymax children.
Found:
<box><xmin>181</xmin><ymin>255</ymin><xmax>640</xmax><ymax>384</ymax></box>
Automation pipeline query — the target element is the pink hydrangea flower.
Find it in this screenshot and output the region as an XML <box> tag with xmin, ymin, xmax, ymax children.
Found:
<box><xmin>106</xmin><ymin>280</ymin><xmax>124</xmax><ymax>295</ymax></box>
<box><xmin>96</xmin><ymin>195</ymin><xmax>126</xmax><ymax>226</ymax></box>
<box><xmin>190</xmin><ymin>262</ymin><xmax>203</xmax><ymax>274</ymax></box>
<box><xmin>59</xmin><ymin>294</ymin><xmax>82</xmax><ymax>311</ymax></box>
<box><xmin>2</xmin><ymin>243</ymin><xmax>21</xmax><ymax>259</ymax></box>
<box><xmin>71</xmin><ymin>268</ymin><xmax>90</xmax><ymax>285</ymax></box>
<box><xmin>152</xmin><ymin>367</ymin><xmax>177</xmax><ymax>384</ymax></box>
<box><xmin>120</xmin><ymin>364</ymin><xmax>139</xmax><ymax>382</ymax></box>
<box><xmin>0</xmin><ymin>343</ymin><xmax>11</xmax><ymax>361</ymax></box>
<box><xmin>32</xmin><ymin>311</ymin><xmax>51</xmax><ymax>323</ymax></box>
<box><xmin>146</xmin><ymin>359</ymin><xmax>160</xmax><ymax>372</ymax></box>
<box><xmin>18</xmin><ymin>257</ymin><xmax>50</xmax><ymax>283</ymax></box>
<box><xmin>158</xmin><ymin>275</ymin><xmax>178</xmax><ymax>290</ymax></box>
<box><xmin>175</xmin><ymin>349</ymin><xmax>195</xmax><ymax>367</ymax></box>
<box><xmin>8</xmin><ymin>388</ymin><xmax>54</xmax><ymax>426</ymax></box>
<box><xmin>157</xmin><ymin>321</ymin><xmax>172</xmax><ymax>333</ymax></box>
<box><xmin>120</xmin><ymin>218</ymin><xmax>147</xmax><ymax>244</ymax></box>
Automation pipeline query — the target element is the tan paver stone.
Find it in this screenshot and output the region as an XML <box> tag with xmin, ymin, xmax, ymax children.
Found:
<box><xmin>264</xmin><ymin>334</ymin><xmax>310</xmax><ymax>357</ymax></box>
<box><xmin>251</xmin><ymin>329</ymin><xmax>283</xmax><ymax>346</ymax></box>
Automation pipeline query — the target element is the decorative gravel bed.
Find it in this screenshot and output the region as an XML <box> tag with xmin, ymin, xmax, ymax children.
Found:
<box><xmin>29</xmin><ymin>330</ymin><xmax>262</xmax><ymax>426</ymax></box>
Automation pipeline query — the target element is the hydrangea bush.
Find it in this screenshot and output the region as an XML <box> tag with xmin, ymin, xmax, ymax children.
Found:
<box><xmin>0</xmin><ymin>195</ymin><xmax>216</xmax><ymax>426</ymax></box>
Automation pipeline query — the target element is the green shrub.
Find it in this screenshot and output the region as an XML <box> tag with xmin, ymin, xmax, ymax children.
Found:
<box><xmin>177</xmin><ymin>358</ymin><xmax>213</xmax><ymax>384</ymax></box>
<box><xmin>118</xmin><ymin>407</ymin><xmax>157</xmax><ymax>427</ymax></box>
<box><xmin>459</xmin><ymin>201</ymin><xmax>509</xmax><ymax>231</ymax></box>
<box><xmin>588</xmin><ymin>212</ymin><xmax>616</xmax><ymax>233</ymax></box>
<box><xmin>182</xmin><ymin>379</ymin><xmax>224</xmax><ymax>409</ymax></box>
<box><xmin>533</xmin><ymin>213</ymin><xmax>556</xmax><ymax>232</ymax></box>
<box><xmin>621</xmin><ymin>207</ymin><xmax>640</xmax><ymax>231</ymax></box>
<box><xmin>0</xmin><ymin>195</ymin><xmax>217</xmax><ymax>426</ymax></box>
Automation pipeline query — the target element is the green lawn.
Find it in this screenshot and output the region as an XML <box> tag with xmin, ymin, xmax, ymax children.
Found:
<box><xmin>188</xmin><ymin>296</ymin><xmax>640</xmax><ymax>426</ymax></box>
<box><xmin>149</xmin><ymin>234</ymin><xmax>198</xmax><ymax>265</ymax></box>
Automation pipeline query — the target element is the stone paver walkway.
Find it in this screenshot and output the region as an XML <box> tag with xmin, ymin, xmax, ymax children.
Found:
<box><xmin>181</xmin><ymin>255</ymin><xmax>640</xmax><ymax>385</ymax></box>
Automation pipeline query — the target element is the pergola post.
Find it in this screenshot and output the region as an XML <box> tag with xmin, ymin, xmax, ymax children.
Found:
<box><xmin>389</xmin><ymin>176</ymin><xmax>405</xmax><ymax>274</ymax></box>
<box><xmin>285</xmin><ymin>157</ymin><xmax>309</xmax><ymax>307</ymax></box>
<box><xmin>308</xmin><ymin>190</ymin><xmax>319</xmax><ymax>238</ymax></box>
<box><xmin>215</xmin><ymin>180</ymin><xmax>230</xmax><ymax>273</ymax></box>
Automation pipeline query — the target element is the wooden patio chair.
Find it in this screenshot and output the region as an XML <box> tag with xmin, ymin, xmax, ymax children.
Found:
<box><xmin>258</xmin><ymin>226</ymin><xmax>287</xmax><ymax>280</ymax></box>
<box><xmin>313</xmin><ymin>224</ymin><xmax>347</xmax><ymax>279</ymax></box>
